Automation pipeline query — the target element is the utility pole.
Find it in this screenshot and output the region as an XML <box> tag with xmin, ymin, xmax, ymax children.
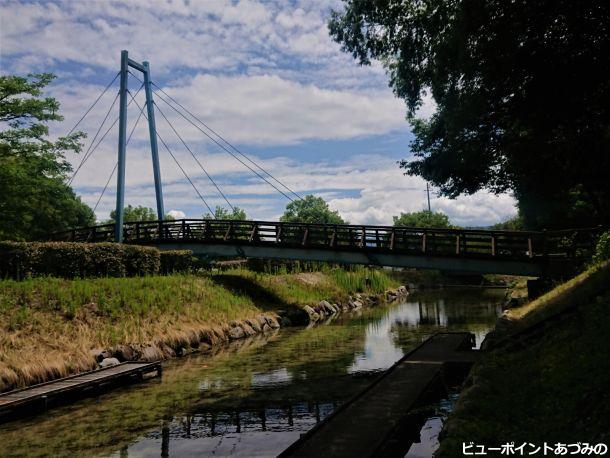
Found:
<box><xmin>426</xmin><ymin>182</ymin><xmax>432</xmax><ymax>213</ymax></box>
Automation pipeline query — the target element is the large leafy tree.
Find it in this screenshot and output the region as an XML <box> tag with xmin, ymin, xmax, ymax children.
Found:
<box><xmin>204</xmin><ymin>206</ymin><xmax>248</xmax><ymax>220</ymax></box>
<box><xmin>0</xmin><ymin>73</ymin><xmax>95</xmax><ymax>240</ymax></box>
<box><xmin>329</xmin><ymin>1</ymin><xmax>610</xmax><ymax>229</ymax></box>
<box><xmin>393</xmin><ymin>210</ymin><xmax>452</xmax><ymax>228</ymax></box>
<box><xmin>280</xmin><ymin>195</ymin><xmax>346</xmax><ymax>224</ymax></box>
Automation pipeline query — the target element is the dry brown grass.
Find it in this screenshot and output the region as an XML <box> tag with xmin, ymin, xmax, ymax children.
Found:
<box><xmin>0</xmin><ymin>267</ymin><xmax>398</xmax><ymax>391</ymax></box>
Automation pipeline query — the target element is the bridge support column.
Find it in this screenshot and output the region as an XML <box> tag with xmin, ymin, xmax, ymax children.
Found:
<box><xmin>114</xmin><ymin>50</ymin><xmax>129</xmax><ymax>243</ymax></box>
<box><xmin>143</xmin><ymin>61</ymin><xmax>165</xmax><ymax>221</ymax></box>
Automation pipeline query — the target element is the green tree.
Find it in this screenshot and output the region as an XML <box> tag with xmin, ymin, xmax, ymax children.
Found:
<box><xmin>393</xmin><ymin>210</ymin><xmax>451</xmax><ymax>228</ymax></box>
<box><xmin>107</xmin><ymin>205</ymin><xmax>174</xmax><ymax>223</ymax></box>
<box><xmin>0</xmin><ymin>73</ymin><xmax>95</xmax><ymax>240</ymax></box>
<box><xmin>204</xmin><ymin>206</ymin><xmax>248</xmax><ymax>220</ymax></box>
<box><xmin>491</xmin><ymin>215</ymin><xmax>524</xmax><ymax>231</ymax></box>
<box><xmin>329</xmin><ymin>1</ymin><xmax>610</xmax><ymax>229</ymax></box>
<box><xmin>280</xmin><ymin>195</ymin><xmax>346</xmax><ymax>224</ymax></box>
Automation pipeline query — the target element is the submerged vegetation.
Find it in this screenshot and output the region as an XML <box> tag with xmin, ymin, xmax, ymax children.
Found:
<box><xmin>0</xmin><ymin>267</ymin><xmax>399</xmax><ymax>391</ymax></box>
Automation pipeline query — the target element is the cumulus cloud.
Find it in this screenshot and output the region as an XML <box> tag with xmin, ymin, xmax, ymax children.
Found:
<box><xmin>1</xmin><ymin>0</ymin><xmax>517</xmax><ymax>228</ymax></box>
<box><xmin>156</xmin><ymin>74</ymin><xmax>405</xmax><ymax>144</ymax></box>
<box><xmin>81</xmin><ymin>147</ymin><xmax>516</xmax><ymax>227</ymax></box>
<box><xmin>167</xmin><ymin>209</ymin><xmax>186</xmax><ymax>219</ymax></box>
<box><xmin>0</xmin><ymin>0</ymin><xmax>378</xmax><ymax>89</ymax></box>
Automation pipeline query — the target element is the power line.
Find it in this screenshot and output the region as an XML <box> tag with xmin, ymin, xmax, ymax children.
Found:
<box><xmin>129</xmin><ymin>96</ymin><xmax>215</xmax><ymax>215</ymax></box>
<box><xmin>154</xmin><ymin>101</ymin><xmax>235</xmax><ymax>212</ymax></box>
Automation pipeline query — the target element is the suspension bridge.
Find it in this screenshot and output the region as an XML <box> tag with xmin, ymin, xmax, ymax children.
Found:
<box><xmin>53</xmin><ymin>51</ymin><xmax>602</xmax><ymax>277</ymax></box>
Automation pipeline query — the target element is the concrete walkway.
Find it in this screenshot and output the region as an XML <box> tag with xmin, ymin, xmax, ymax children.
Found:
<box><xmin>280</xmin><ymin>332</ymin><xmax>477</xmax><ymax>457</ymax></box>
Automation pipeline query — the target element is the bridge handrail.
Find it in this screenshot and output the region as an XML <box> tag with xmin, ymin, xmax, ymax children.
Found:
<box><xmin>46</xmin><ymin>219</ymin><xmax>604</xmax><ymax>262</ymax></box>
<box><xmin>48</xmin><ymin>219</ymin><xmax>603</xmax><ymax>237</ymax></box>
<box><xmin>48</xmin><ymin>219</ymin><xmax>604</xmax><ymax>238</ymax></box>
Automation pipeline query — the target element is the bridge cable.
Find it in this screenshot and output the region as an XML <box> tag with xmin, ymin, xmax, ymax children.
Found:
<box><xmin>124</xmin><ymin>71</ymin><xmax>300</xmax><ymax>202</ymax></box>
<box><xmin>150</xmin><ymin>88</ymin><xmax>296</xmax><ymax>203</ymax></box>
<box><xmin>64</xmin><ymin>71</ymin><xmax>120</xmax><ymax>137</ymax></box>
<box><xmin>69</xmin><ymin>83</ymin><xmax>145</xmax><ymax>183</ymax></box>
<box><xmin>153</xmin><ymin>102</ymin><xmax>235</xmax><ymax>212</ymax></box>
<box><xmin>150</xmin><ymin>81</ymin><xmax>303</xmax><ymax>201</ymax></box>
<box><xmin>69</xmin><ymin>90</ymin><xmax>120</xmax><ymax>185</ymax></box>
<box><xmin>92</xmin><ymin>95</ymin><xmax>147</xmax><ymax>214</ymax></box>
<box><xmin>129</xmin><ymin>96</ymin><xmax>215</xmax><ymax>215</ymax></box>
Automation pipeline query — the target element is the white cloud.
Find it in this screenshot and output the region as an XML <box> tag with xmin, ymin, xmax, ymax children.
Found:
<box><xmin>167</xmin><ymin>209</ymin><xmax>186</xmax><ymax>219</ymax></box>
<box><xmin>77</xmin><ymin>147</ymin><xmax>516</xmax><ymax>227</ymax></box>
<box><xmin>158</xmin><ymin>74</ymin><xmax>406</xmax><ymax>144</ymax></box>
<box><xmin>1</xmin><ymin>1</ymin><xmax>516</xmax><ymax>228</ymax></box>
<box><xmin>0</xmin><ymin>0</ymin><xmax>384</xmax><ymax>90</ymax></box>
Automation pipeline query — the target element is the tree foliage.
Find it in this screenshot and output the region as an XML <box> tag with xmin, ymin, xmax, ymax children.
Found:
<box><xmin>0</xmin><ymin>73</ymin><xmax>94</xmax><ymax>241</ymax></box>
<box><xmin>107</xmin><ymin>205</ymin><xmax>175</xmax><ymax>223</ymax></box>
<box><xmin>491</xmin><ymin>215</ymin><xmax>525</xmax><ymax>231</ymax></box>
<box><xmin>592</xmin><ymin>231</ymin><xmax>610</xmax><ymax>265</ymax></box>
<box><xmin>393</xmin><ymin>210</ymin><xmax>452</xmax><ymax>228</ymax></box>
<box><xmin>280</xmin><ymin>195</ymin><xmax>346</xmax><ymax>224</ymax></box>
<box><xmin>204</xmin><ymin>206</ymin><xmax>248</xmax><ymax>221</ymax></box>
<box><xmin>329</xmin><ymin>1</ymin><xmax>610</xmax><ymax>229</ymax></box>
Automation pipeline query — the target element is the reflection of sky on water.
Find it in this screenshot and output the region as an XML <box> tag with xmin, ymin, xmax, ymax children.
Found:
<box><xmin>348</xmin><ymin>299</ymin><xmax>447</xmax><ymax>373</ymax></box>
<box><xmin>349</xmin><ymin>294</ymin><xmax>501</xmax><ymax>373</ymax></box>
<box><xmin>251</xmin><ymin>368</ymin><xmax>292</xmax><ymax>388</ymax></box>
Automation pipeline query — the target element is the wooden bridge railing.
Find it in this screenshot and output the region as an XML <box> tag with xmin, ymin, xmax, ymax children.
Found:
<box><xmin>49</xmin><ymin>220</ymin><xmax>603</xmax><ymax>262</ymax></box>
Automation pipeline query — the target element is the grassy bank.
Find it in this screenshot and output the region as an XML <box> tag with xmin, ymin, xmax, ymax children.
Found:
<box><xmin>437</xmin><ymin>261</ymin><xmax>610</xmax><ymax>455</ymax></box>
<box><xmin>0</xmin><ymin>267</ymin><xmax>398</xmax><ymax>392</ymax></box>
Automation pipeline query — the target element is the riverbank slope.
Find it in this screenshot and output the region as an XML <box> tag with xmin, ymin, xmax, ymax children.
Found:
<box><xmin>0</xmin><ymin>268</ymin><xmax>400</xmax><ymax>392</ymax></box>
<box><xmin>436</xmin><ymin>261</ymin><xmax>610</xmax><ymax>455</ymax></box>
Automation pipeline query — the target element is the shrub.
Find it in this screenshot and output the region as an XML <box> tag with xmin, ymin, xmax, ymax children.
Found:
<box><xmin>592</xmin><ymin>230</ymin><xmax>610</xmax><ymax>264</ymax></box>
<box><xmin>124</xmin><ymin>245</ymin><xmax>161</xmax><ymax>276</ymax></box>
<box><xmin>0</xmin><ymin>242</ymin><xmax>160</xmax><ymax>279</ymax></box>
<box><xmin>160</xmin><ymin>250</ymin><xmax>194</xmax><ymax>274</ymax></box>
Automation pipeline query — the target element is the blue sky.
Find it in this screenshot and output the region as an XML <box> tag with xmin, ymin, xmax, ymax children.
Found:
<box><xmin>0</xmin><ymin>0</ymin><xmax>516</xmax><ymax>226</ymax></box>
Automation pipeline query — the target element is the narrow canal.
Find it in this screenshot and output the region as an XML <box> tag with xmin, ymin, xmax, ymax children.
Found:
<box><xmin>0</xmin><ymin>289</ymin><xmax>504</xmax><ymax>457</ymax></box>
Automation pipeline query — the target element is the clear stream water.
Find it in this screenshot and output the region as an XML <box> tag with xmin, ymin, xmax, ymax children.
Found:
<box><xmin>0</xmin><ymin>289</ymin><xmax>504</xmax><ymax>458</ymax></box>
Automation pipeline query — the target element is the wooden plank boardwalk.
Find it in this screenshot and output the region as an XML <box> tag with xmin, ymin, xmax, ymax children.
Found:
<box><xmin>0</xmin><ymin>361</ymin><xmax>161</xmax><ymax>420</ymax></box>
<box><xmin>280</xmin><ymin>332</ymin><xmax>477</xmax><ymax>457</ymax></box>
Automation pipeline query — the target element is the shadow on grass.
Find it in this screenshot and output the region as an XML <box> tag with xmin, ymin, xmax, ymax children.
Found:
<box><xmin>210</xmin><ymin>274</ymin><xmax>294</xmax><ymax>312</ymax></box>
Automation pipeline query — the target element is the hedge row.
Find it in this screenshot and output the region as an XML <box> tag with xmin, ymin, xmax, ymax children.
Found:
<box><xmin>0</xmin><ymin>242</ymin><xmax>194</xmax><ymax>280</ymax></box>
<box><xmin>160</xmin><ymin>250</ymin><xmax>195</xmax><ymax>274</ymax></box>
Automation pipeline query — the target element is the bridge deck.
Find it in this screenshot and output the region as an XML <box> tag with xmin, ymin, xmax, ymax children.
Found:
<box><xmin>0</xmin><ymin>362</ymin><xmax>161</xmax><ymax>420</ymax></box>
<box><xmin>280</xmin><ymin>332</ymin><xmax>476</xmax><ymax>457</ymax></box>
<box><xmin>50</xmin><ymin>220</ymin><xmax>600</xmax><ymax>276</ymax></box>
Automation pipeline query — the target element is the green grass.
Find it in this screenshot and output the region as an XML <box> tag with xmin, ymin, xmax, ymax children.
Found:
<box><xmin>437</xmin><ymin>262</ymin><xmax>610</xmax><ymax>455</ymax></box>
<box><xmin>0</xmin><ymin>267</ymin><xmax>399</xmax><ymax>391</ymax></box>
<box><xmin>0</xmin><ymin>274</ymin><xmax>256</xmax><ymax>323</ymax></box>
